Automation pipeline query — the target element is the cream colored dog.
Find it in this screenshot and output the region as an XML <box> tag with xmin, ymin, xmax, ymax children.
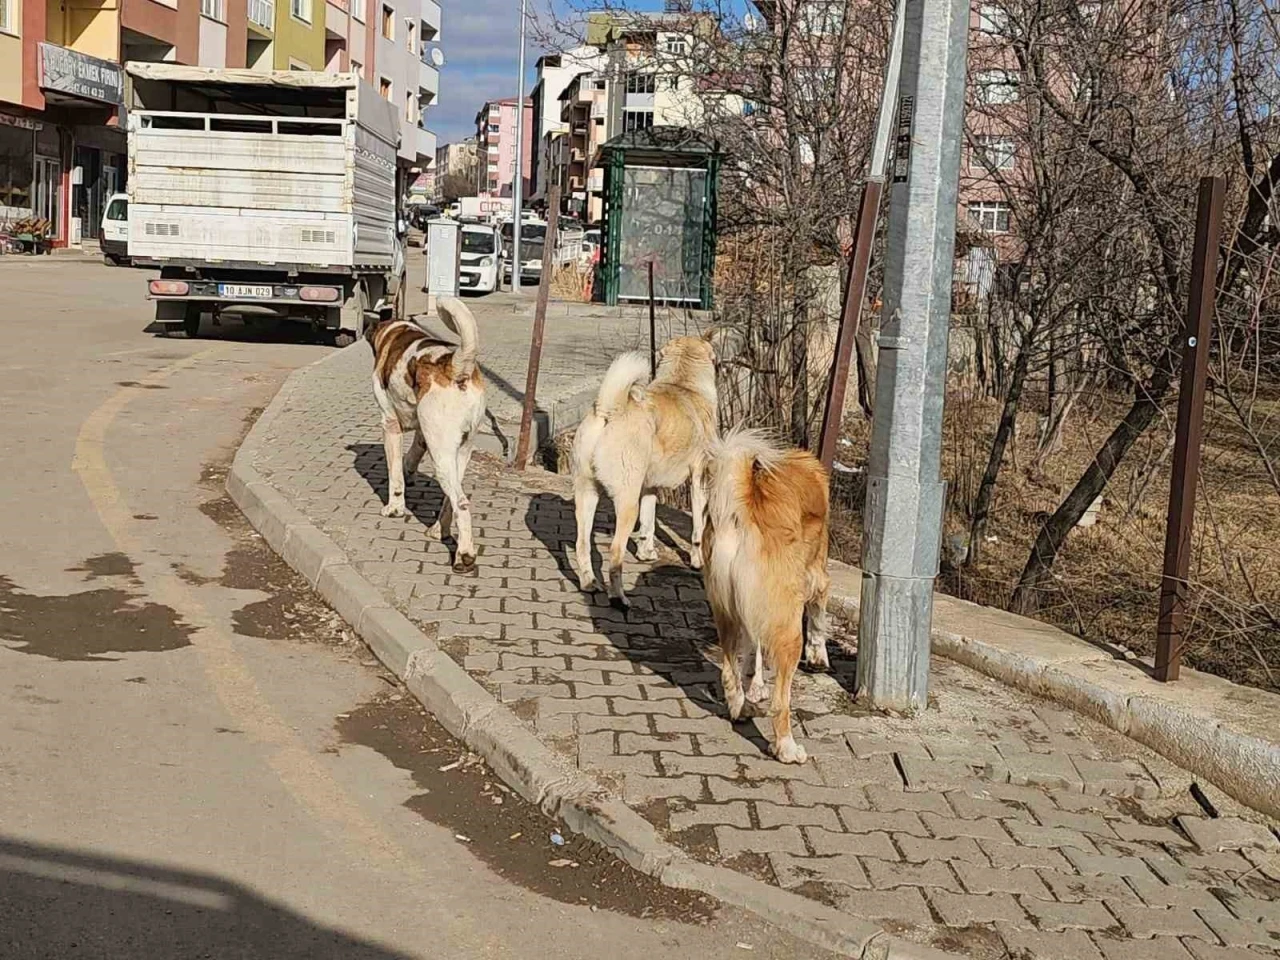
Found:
<box><xmin>572</xmin><ymin>333</ymin><xmax>718</xmax><ymax>608</ymax></box>
<box><xmin>701</xmin><ymin>429</ymin><xmax>831</xmax><ymax>763</ymax></box>
<box><xmin>366</xmin><ymin>298</ymin><xmax>485</xmax><ymax>571</ymax></box>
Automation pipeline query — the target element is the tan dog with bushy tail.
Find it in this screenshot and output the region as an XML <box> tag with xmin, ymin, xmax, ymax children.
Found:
<box><xmin>701</xmin><ymin>429</ymin><xmax>831</xmax><ymax>763</ymax></box>
<box><xmin>572</xmin><ymin>332</ymin><xmax>717</xmax><ymax>608</ymax></box>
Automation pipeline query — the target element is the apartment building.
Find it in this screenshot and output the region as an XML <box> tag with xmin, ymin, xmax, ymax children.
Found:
<box><xmin>529</xmin><ymin>46</ymin><xmax>603</xmax><ymax>208</ymax></box>
<box><xmin>474</xmin><ymin>97</ymin><xmax>532</xmax><ymax>198</ymax></box>
<box><xmin>554</xmin><ymin>71</ymin><xmax>609</xmax><ymax>222</ymax></box>
<box><xmin>0</xmin><ymin>0</ymin><xmax>441</xmax><ymax>248</ymax></box>
<box><xmin>373</xmin><ymin>0</ymin><xmax>440</xmax><ymax>169</ymax></box>
<box><xmin>435</xmin><ymin>136</ymin><xmax>478</xmax><ymax>196</ymax></box>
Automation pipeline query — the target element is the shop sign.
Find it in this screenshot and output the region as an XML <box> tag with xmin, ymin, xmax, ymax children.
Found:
<box><xmin>38</xmin><ymin>43</ymin><xmax>125</xmax><ymax>106</ymax></box>
<box><xmin>0</xmin><ymin>113</ymin><xmax>41</xmax><ymax>131</ymax></box>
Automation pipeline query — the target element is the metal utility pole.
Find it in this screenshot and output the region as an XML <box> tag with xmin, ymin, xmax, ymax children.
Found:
<box><xmin>511</xmin><ymin>0</ymin><xmax>528</xmax><ymax>293</ymax></box>
<box><xmin>648</xmin><ymin>261</ymin><xmax>657</xmax><ymax>378</ymax></box>
<box><xmin>1155</xmin><ymin>176</ymin><xmax>1224</xmax><ymax>682</ymax></box>
<box><xmin>855</xmin><ymin>0</ymin><xmax>969</xmax><ymax>712</ymax></box>
<box><xmin>817</xmin><ymin>0</ymin><xmax>905</xmax><ymax>472</ymax></box>
<box><xmin>515</xmin><ymin>186</ymin><xmax>560</xmax><ymax>468</ymax></box>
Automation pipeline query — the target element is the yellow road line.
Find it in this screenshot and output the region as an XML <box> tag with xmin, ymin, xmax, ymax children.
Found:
<box><xmin>73</xmin><ymin>346</ymin><xmax>409</xmax><ymax>871</ymax></box>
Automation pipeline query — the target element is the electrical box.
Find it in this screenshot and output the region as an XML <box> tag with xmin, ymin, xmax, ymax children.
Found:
<box><xmin>425</xmin><ymin>219</ymin><xmax>461</xmax><ymax>299</ymax></box>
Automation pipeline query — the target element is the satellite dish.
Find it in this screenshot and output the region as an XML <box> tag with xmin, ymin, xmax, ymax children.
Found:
<box><xmin>430</xmin><ymin>47</ymin><xmax>446</xmax><ymax>67</ymax></box>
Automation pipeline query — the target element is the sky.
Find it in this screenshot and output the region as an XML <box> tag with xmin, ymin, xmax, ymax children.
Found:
<box><xmin>426</xmin><ymin>0</ymin><xmax>668</xmax><ymax>145</ymax></box>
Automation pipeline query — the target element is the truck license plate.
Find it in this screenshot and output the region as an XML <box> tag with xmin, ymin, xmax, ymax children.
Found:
<box><xmin>218</xmin><ymin>284</ymin><xmax>273</xmax><ymax>299</ymax></box>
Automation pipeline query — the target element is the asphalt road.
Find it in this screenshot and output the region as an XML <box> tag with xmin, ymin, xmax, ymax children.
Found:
<box><xmin>0</xmin><ymin>257</ymin><xmax>828</xmax><ymax>960</ymax></box>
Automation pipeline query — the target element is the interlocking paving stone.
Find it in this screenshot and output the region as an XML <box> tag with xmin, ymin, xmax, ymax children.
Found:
<box><xmin>257</xmin><ymin>341</ymin><xmax>1280</xmax><ymax>960</ymax></box>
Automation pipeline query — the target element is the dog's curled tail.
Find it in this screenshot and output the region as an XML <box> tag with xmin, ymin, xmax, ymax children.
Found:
<box><xmin>593</xmin><ymin>351</ymin><xmax>650</xmax><ymax>420</ymax></box>
<box><xmin>437</xmin><ymin>297</ymin><xmax>479</xmax><ymax>380</ymax></box>
<box><xmin>706</xmin><ymin>428</ymin><xmax>787</xmax><ymax>527</ymax></box>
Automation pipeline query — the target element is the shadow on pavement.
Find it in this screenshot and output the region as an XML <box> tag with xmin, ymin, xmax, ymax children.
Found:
<box><xmin>523</xmin><ymin>491</ymin><xmax>772</xmax><ymax>757</ymax></box>
<box><xmin>0</xmin><ymin>836</ymin><xmax>413</xmax><ymax>960</ymax></box>
<box><xmin>145</xmin><ymin>313</ymin><xmax>339</xmax><ymax>347</ymax></box>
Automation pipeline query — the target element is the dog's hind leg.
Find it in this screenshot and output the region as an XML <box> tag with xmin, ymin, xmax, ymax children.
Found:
<box><xmin>768</xmin><ymin>620</ymin><xmax>807</xmax><ymax>764</ymax></box>
<box><xmin>607</xmin><ymin>491</ymin><xmax>641</xmax><ymax>609</ymax></box>
<box><xmin>746</xmin><ymin>642</ymin><xmax>767</xmax><ymax>703</ymax></box>
<box><xmin>425</xmin><ymin>428</ymin><xmax>475</xmax><ymax>571</ymax></box>
<box><xmin>405</xmin><ymin>430</ymin><xmax>427</xmax><ymax>475</ymax></box>
<box><xmin>573</xmin><ymin>473</ymin><xmax>600</xmax><ymax>592</ymax></box>
<box><xmin>804</xmin><ymin>568</ymin><xmax>831</xmax><ymax>671</ymax></box>
<box><xmin>715</xmin><ymin>611</ymin><xmax>750</xmax><ymax>721</ymax></box>
<box><xmin>688</xmin><ymin>458</ymin><xmax>707</xmax><ymax>570</ymax></box>
<box><xmin>380</xmin><ymin>418</ymin><xmax>408</xmax><ymax>518</ymax></box>
<box><xmin>635</xmin><ymin>492</ymin><xmax>658</xmax><ymax>562</ymax></box>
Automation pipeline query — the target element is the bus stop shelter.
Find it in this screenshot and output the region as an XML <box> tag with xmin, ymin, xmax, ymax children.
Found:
<box><xmin>597</xmin><ymin>127</ymin><xmax>721</xmax><ymax>311</ymax></box>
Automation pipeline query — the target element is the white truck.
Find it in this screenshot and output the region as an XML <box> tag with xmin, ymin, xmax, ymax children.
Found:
<box><xmin>125</xmin><ymin>63</ymin><xmax>405</xmax><ymax>344</ymax></box>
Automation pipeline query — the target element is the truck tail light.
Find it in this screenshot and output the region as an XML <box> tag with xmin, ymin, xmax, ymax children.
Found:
<box><xmin>149</xmin><ymin>280</ymin><xmax>189</xmax><ymax>296</ymax></box>
<box><xmin>299</xmin><ymin>286</ymin><xmax>340</xmax><ymax>302</ymax></box>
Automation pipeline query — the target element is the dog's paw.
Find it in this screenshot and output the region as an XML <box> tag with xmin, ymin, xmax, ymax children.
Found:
<box><xmin>727</xmin><ymin>692</ymin><xmax>747</xmax><ymax>722</ymax></box>
<box><xmin>424</xmin><ymin>521</ymin><xmax>443</xmax><ymax>541</ymax></box>
<box><xmin>689</xmin><ymin>549</ymin><xmax>703</xmax><ymax>570</ymax></box>
<box><xmin>452</xmin><ymin>552</ymin><xmax>476</xmax><ymax>573</ymax></box>
<box><xmin>771</xmin><ymin>737</ymin><xmax>807</xmax><ymax>765</ymax></box>
<box><xmin>609</xmin><ymin>594</ymin><xmax>631</xmax><ymax>612</ymax></box>
<box><xmin>635</xmin><ymin>544</ymin><xmax>659</xmax><ymax>562</ymax></box>
<box><xmin>804</xmin><ymin>641</ymin><xmax>831</xmax><ymax>671</ymax></box>
<box><xmin>746</xmin><ymin>678</ymin><xmax>768</xmax><ymax>703</ymax></box>
<box><xmin>381</xmin><ymin>502</ymin><xmax>407</xmax><ymax>518</ymax></box>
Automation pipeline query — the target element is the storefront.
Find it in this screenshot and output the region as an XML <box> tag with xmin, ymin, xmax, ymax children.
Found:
<box><xmin>37</xmin><ymin>42</ymin><xmax>125</xmax><ymax>246</ymax></box>
<box><xmin>0</xmin><ymin>112</ymin><xmax>36</xmax><ymax>220</ymax></box>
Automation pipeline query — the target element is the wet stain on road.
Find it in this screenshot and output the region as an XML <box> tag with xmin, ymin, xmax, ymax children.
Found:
<box><xmin>0</xmin><ymin>572</ymin><xmax>194</xmax><ymax>661</ymax></box>
<box><xmin>194</xmin><ymin>460</ymin><xmax>349</xmax><ymax>644</ymax></box>
<box><xmin>66</xmin><ymin>553</ymin><xmax>138</xmax><ymax>581</ymax></box>
<box><xmin>337</xmin><ymin>692</ymin><xmax>717</xmax><ymax>923</ymax></box>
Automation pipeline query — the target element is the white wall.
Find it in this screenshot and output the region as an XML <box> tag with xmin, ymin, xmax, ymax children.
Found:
<box><xmin>199</xmin><ymin>16</ymin><xmax>228</xmax><ymax>68</ymax></box>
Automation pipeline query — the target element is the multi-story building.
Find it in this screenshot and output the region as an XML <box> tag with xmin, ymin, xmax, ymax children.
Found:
<box><xmin>554</xmin><ymin>71</ymin><xmax>609</xmax><ymax>222</ymax></box>
<box><xmin>0</xmin><ymin>0</ymin><xmax>441</xmax><ymax>249</ymax></box>
<box><xmin>373</xmin><ymin>0</ymin><xmax>440</xmax><ymax>172</ymax></box>
<box><xmin>474</xmin><ymin>96</ymin><xmax>532</xmax><ymax>198</ymax></box>
<box><xmin>529</xmin><ymin>46</ymin><xmax>603</xmax><ymax>209</ymax></box>
<box><xmin>435</xmin><ymin>136</ymin><xmax>478</xmax><ymax>195</ymax></box>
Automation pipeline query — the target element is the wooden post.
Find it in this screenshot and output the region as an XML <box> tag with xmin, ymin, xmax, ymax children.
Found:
<box><xmin>514</xmin><ymin>186</ymin><xmax>560</xmax><ymax>470</ymax></box>
<box><xmin>817</xmin><ymin>177</ymin><xmax>885</xmax><ymax>472</ymax></box>
<box><xmin>648</xmin><ymin>260</ymin><xmax>657</xmax><ymax>379</ymax></box>
<box><xmin>1154</xmin><ymin>176</ymin><xmax>1224</xmax><ymax>682</ymax></box>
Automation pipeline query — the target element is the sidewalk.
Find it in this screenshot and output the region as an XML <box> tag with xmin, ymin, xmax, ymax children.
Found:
<box><xmin>237</xmin><ymin>342</ymin><xmax>1280</xmax><ymax>960</ymax></box>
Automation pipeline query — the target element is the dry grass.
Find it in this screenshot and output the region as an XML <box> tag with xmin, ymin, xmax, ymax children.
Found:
<box><xmin>830</xmin><ymin>386</ymin><xmax>1280</xmax><ymax>694</ymax></box>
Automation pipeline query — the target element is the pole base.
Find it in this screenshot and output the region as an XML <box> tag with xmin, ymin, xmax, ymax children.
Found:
<box><xmin>855</xmin><ymin>571</ymin><xmax>935</xmax><ymax>713</ymax></box>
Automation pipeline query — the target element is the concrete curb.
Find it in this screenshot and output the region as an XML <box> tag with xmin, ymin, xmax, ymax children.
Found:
<box><xmin>827</xmin><ymin>564</ymin><xmax>1280</xmax><ymax>820</ymax></box>
<box><xmin>227</xmin><ymin>347</ymin><xmax>958</xmax><ymax>960</ymax></box>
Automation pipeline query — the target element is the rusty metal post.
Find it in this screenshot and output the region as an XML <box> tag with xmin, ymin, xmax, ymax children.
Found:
<box><xmin>1154</xmin><ymin>176</ymin><xmax>1224</xmax><ymax>681</ymax></box>
<box><xmin>818</xmin><ymin>179</ymin><xmax>885</xmax><ymax>472</ymax></box>
<box><xmin>648</xmin><ymin>260</ymin><xmax>657</xmax><ymax>378</ymax></box>
<box><xmin>514</xmin><ymin>186</ymin><xmax>560</xmax><ymax>469</ymax></box>
<box><xmin>816</xmin><ymin>0</ymin><xmax>905</xmax><ymax>472</ymax></box>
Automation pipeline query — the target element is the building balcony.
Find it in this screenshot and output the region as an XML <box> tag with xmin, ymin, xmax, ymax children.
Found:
<box><xmin>248</xmin><ymin>0</ymin><xmax>275</xmax><ymax>33</ymax></box>
<box><xmin>590</xmin><ymin>100</ymin><xmax>606</xmax><ymax>119</ymax></box>
<box><xmin>421</xmin><ymin>0</ymin><xmax>441</xmax><ymax>41</ymax></box>
<box><xmin>416</xmin><ymin>125</ymin><xmax>437</xmax><ymax>164</ymax></box>
<box><xmin>588</xmin><ymin>168</ymin><xmax>603</xmax><ymax>192</ymax></box>
<box><xmin>418</xmin><ymin>59</ymin><xmax>438</xmax><ymax>103</ymax></box>
<box><xmin>325</xmin><ymin>0</ymin><xmax>347</xmax><ymax>37</ymax></box>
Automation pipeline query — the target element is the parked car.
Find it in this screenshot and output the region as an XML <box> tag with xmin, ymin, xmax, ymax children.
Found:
<box><xmin>459</xmin><ymin>222</ymin><xmax>501</xmax><ymax>294</ymax></box>
<box><xmin>500</xmin><ymin>219</ymin><xmax>549</xmax><ymax>285</ymax></box>
<box><xmin>100</xmin><ymin>193</ymin><xmax>129</xmax><ymax>265</ymax></box>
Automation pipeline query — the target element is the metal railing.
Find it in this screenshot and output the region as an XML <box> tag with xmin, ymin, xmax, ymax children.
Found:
<box><xmin>248</xmin><ymin>0</ymin><xmax>274</xmax><ymax>29</ymax></box>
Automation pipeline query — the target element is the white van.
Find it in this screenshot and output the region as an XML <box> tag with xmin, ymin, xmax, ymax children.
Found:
<box><xmin>100</xmin><ymin>192</ymin><xmax>129</xmax><ymax>265</ymax></box>
<box><xmin>459</xmin><ymin>222</ymin><xmax>501</xmax><ymax>294</ymax></box>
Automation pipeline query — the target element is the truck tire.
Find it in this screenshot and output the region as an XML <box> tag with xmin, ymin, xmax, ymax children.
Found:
<box><xmin>183</xmin><ymin>305</ymin><xmax>201</xmax><ymax>339</ymax></box>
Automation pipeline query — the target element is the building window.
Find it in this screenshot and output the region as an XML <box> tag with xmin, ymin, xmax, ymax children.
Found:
<box><xmin>488</xmin><ymin>123</ymin><xmax>500</xmax><ymax>134</ymax></box>
<box><xmin>290</xmin><ymin>0</ymin><xmax>311</xmax><ymax>22</ymax></box>
<box><xmin>975</xmin><ymin>69</ymin><xmax>1018</xmax><ymax>104</ymax></box>
<box><xmin>798</xmin><ymin>0</ymin><xmax>844</xmax><ymax>35</ymax></box>
<box><xmin>200</xmin><ymin>0</ymin><xmax>226</xmax><ymax>21</ymax></box>
<box><xmin>405</xmin><ymin>92</ymin><xmax>415</xmax><ymax>123</ymax></box>
<box><xmin>351</xmin><ymin>59</ymin><xmax>364</xmax><ymax>78</ymax></box>
<box><xmin>0</xmin><ymin>124</ymin><xmax>34</xmax><ymax>209</ymax></box>
<box><xmin>406</xmin><ymin>21</ymin><xmax>416</xmax><ymax>54</ymax></box>
<box><xmin>968</xmin><ymin>201</ymin><xmax>1011</xmax><ymax>234</ymax></box>
<box><xmin>976</xmin><ymin>3</ymin><xmax>1007</xmax><ymax>34</ymax></box>
<box><xmin>664</xmin><ymin>36</ymin><xmax>687</xmax><ymax>55</ymax></box>
<box><xmin>379</xmin><ymin>76</ymin><xmax>392</xmax><ymax>100</ymax></box>
<box><xmin>381</xmin><ymin>4</ymin><xmax>394</xmax><ymax>39</ymax></box>
<box><xmin>0</xmin><ymin>0</ymin><xmax>13</xmax><ymax>34</ymax></box>
<box><xmin>971</xmin><ymin>135</ymin><xmax>1015</xmax><ymax>171</ymax></box>
<box><xmin>795</xmin><ymin>66</ymin><xmax>836</xmax><ymax>102</ymax></box>
<box><xmin>623</xmin><ymin>109</ymin><xmax>654</xmax><ymax>133</ymax></box>
<box><xmin>624</xmin><ymin>72</ymin><xmax>656</xmax><ymax>95</ymax></box>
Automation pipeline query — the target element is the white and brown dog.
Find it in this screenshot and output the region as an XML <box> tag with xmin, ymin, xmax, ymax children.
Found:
<box><xmin>571</xmin><ymin>333</ymin><xmax>718</xmax><ymax>608</ymax></box>
<box><xmin>366</xmin><ymin>298</ymin><xmax>485</xmax><ymax>570</ymax></box>
<box><xmin>701</xmin><ymin>429</ymin><xmax>831</xmax><ymax>763</ymax></box>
